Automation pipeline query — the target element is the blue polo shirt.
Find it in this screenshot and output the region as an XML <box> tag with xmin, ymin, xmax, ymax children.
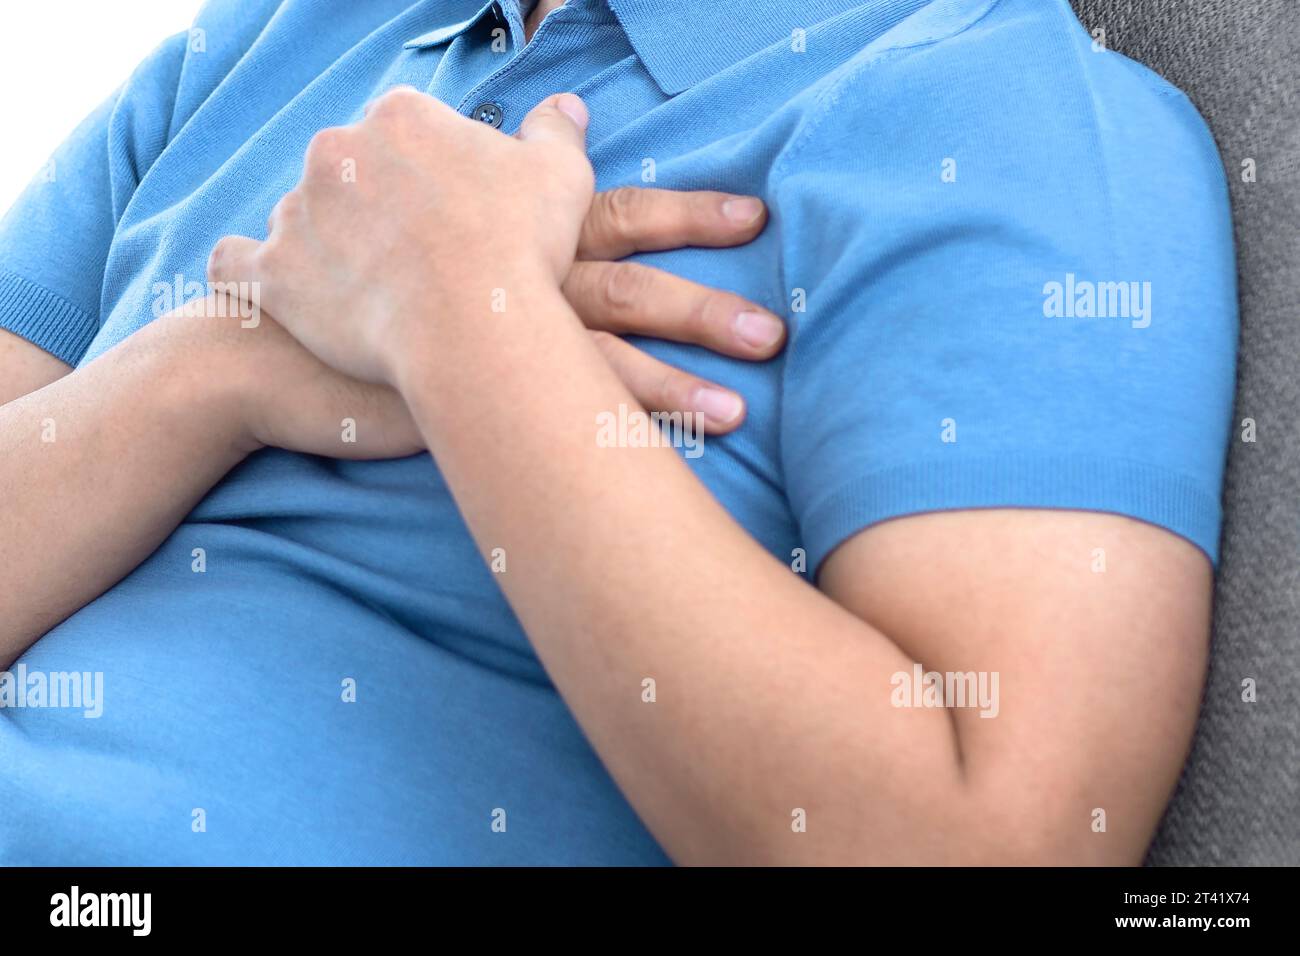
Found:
<box><xmin>0</xmin><ymin>0</ymin><xmax>1235</xmax><ymax>864</ymax></box>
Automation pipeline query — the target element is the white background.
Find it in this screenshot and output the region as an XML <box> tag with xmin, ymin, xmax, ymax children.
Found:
<box><xmin>0</xmin><ymin>1</ymin><xmax>205</xmax><ymax>213</ymax></box>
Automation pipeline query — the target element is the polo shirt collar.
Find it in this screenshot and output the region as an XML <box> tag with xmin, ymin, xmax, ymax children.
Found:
<box><xmin>405</xmin><ymin>0</ymin><xmax>535</xmax><ymax>50</ymax></box>
<box><xmin>605</xmin><ymin>0</ymin><xmax>871</xmax><ymax>95</ymax></box>
<box><xmin>404</xmin><ymin>1</ymin><xmax>890</xmax><ymax>96</ymax></box>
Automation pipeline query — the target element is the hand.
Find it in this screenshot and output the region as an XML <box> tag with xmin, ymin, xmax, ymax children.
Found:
<box><xmin>209</xmin><ymin>92</ymin><xmax>786</xmax><ymax>431</ymax></box>
<box><xmin>566</xmin><ymin>187</ymin><xmax>784</xmax><ymax>432</ymax></box>
<box><xmin>208</xmin><ymin>88</ymin><xmax>595</xmax><ymax>386</ymax></box>
<box><xmin>165</xmin><ymin>295</ymin><xmax>423</xmax><ymax>460</ymax></box>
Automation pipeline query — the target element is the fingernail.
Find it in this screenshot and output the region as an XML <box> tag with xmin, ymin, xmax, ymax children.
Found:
<box><xmin>721</xmin><ymin>197</ymin><xmax>764</xmax><ymax>225</ymax></box>
<box><xmin>693</xmin><ymin>387</ymin><xmax>744</xmax><ymax>425</ymax></box>
<box><xmin>555</xmin><ymin>94</ymin><xmax>589</xmax><ymax>131</ymax></box>
<box><xmin>733</xmin><ymin>310</ymin><xmax>783</xmax><ymax>350</ymax></box>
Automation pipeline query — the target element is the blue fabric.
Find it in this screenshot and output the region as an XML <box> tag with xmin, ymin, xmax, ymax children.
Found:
<box><xmin>0</xmin><ymin>0</ymin><xmax>1235</xmax><ymax>864</ymax></box>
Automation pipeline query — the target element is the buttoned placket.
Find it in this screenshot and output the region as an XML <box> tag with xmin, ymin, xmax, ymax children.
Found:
<box><xmin>412</xmin><ymin>0</ymin><xmax>604</xmax><ymax>137</ymax></box>
<box><xmin>456</xmin><ymin>0</ymin><xmax>560</xmax><ymax>134</ymax></box>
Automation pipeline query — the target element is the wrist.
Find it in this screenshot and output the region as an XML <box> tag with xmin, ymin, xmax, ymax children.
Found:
<box><xmin>147</xmin><ymin>306</ymin><xmax>267</xmax><ymax>457</ymax></box>
<box><xmin>388</xmin><ymin>260</ymin><xmax>566</xmax><ymax>395</ymax></box>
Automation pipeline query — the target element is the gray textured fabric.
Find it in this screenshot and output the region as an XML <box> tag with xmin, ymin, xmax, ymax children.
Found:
<box><xmin>1066</xmin><ymin>0</ymin><xmax>1299</xmax><ymax>865</ymax></box>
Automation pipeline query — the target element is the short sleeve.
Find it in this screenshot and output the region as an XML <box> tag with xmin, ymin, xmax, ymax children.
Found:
<box><xmin>773</xmin><ymin>20</ymin><xmax>1237</xmax><ymax>576</ymax></box>
<box><xmin>0</xmin><ymin>31</ymin><xmax>188</xmax><ymax>366</ymax></box>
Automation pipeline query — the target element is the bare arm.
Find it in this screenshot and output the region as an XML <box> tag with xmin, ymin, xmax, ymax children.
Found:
<box><xmin>394</xmin><ymin>279</ymin><xmax>1210</xmax><ymax>865</ymax></box>
<box><xmin>0</xmin><ymin>317</ymin><xmax>247</xmax><ymax>667</ymax></box>
<box><xmin>0</xmin><ymin>181</ymin><xmax>775</xmax><ymax>669</ymax></box>
<box><xmin>0</xmin><ymin>305</ymin><xmax>421</xmax><ymax>669</ymax></box>
<box><xmin>215</xmin><ymin>91</ymin><xmax>1214</xmax><ymax>864</ymax></box>
<box><xmin>0</xmin><ymin>328</ymin><xmax>72</xmax><ymax>405</ymax></box>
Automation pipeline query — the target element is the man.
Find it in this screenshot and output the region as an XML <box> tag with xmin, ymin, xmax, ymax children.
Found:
<box><xmin>0</xmin><ymin>0</ymin><xmax>1235</xmax><ymax>864</ymax></box>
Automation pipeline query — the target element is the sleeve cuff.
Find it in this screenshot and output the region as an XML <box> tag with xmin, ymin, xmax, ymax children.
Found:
<box><xmin>801</xmin><ymin>453</ymin><xmax>1224</xmax><ymax>578</ymax></box>
<box><xmin>0</xmin><ymin>270</ymin><xmax>99</xmax><ymax>366</ymax></box>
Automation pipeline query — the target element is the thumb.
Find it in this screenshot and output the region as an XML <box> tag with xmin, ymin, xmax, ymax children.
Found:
<box><xmin>517</xmin><ymin>93</ymin><xmax>589</xmax><ymax>148</ymax></box>
<box><xmin>208</xmin><ymin>235</ymin><xmax>264</xmax><ymax>288</ymax></box>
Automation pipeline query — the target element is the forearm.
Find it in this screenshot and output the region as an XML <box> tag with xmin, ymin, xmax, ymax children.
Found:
<box><xmin>0</xmin><ymin>314</ymin><xmax>253</xmax><ymax>667</ymax></box>
<box><xmin>207</xmin><ymin>87</ymin><xmax>1188</xmax><ymax>866</ymax></box>
<box><xmin>395</xmin><ymin>277</ymin><xmax>976</xmax><ymax>865</ymax></box>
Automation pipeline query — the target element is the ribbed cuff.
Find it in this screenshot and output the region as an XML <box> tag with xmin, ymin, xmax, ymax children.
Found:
<box><xmin>0</xmin><ymin>270</ymin><xmax>98</xmax><ymax>367</ymax></box>
<box><xmin>803</xmin><ymin>454</ymin><xmax>1224</xmax><ymax>576</ymax></box>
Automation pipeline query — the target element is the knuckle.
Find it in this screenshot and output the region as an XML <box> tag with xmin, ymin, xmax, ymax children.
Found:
<box><xmin>683</xmin><ymin>291</ymin><xmax>719</xmax><ymax>341</ymax></box>
<box><xmin>602</xmin><ymin>262</ymin><xmax>651</xmax><ymax>311</ymax></box>
<box><xmin>367</xmin><ymin>87</ymin><xmax>428</xmax><ymax>130</ymax></box>
<box><xmin>373</xmin><ymin>87</ymin><xmax>423</xmax><ymax>116</ymax></box>
<box><xmin>655</xmin><ymin>368</ymin><xmax>688</xmax><ymax>410</ymax></box>
<box><xmin>278</xmin><ymin>190</ymin><xmax>304</xmax><ymax>217</ymax></box>
<box><xmin>305</xmin><ymin>127</ymin><xmax>352</xmax><ymax>175</ymax></box>
<box><xmin>206</xmin><ymin>238</ymin><xmax>232</xmax><ymax>279</ymax></box>
<box><xmin>268</xmin><ymin>192</ymin><xmax>303</xmax><ymax>229</ymax></box>
<box><xmin>601</xmin><ymin>187</ymin><xmax>644</xmax><ymax>239</ymax></box>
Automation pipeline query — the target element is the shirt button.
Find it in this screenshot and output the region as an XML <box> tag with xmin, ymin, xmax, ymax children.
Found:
<box><xmin>472</xmin><ymin>102</ymin><xmax>504</xmax><ymax>128</ymax></box>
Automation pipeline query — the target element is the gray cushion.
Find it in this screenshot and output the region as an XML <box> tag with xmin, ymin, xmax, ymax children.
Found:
<box><xmin>1067</xmin><ymin>0</ymin><xmax>1299</xmax><ymax>864</ymax></box>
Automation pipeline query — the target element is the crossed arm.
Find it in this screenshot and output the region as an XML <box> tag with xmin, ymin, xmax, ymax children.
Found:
<box><xmin>385</xmin><ymin>274</ymin><xmax>1210</xmax><ymax>865</ymax></box>
<box><xmin>0</xmin><ymin>88</ymin><xmax>1212</xmax><ymax>865</ymax></box>
<box><xmin>202</xmin><ymin>90</ymin><xmax>1211</xmax><ymax>865</ymax></box>
<box><xmin>0</xmin><ymin>187</ymin><xmax>781</xmax><ymax>668</ymax></box>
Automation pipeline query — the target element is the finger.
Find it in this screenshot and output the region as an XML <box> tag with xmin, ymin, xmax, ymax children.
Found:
<box><xmin>208</xmin><ymin>235</ymin><xmax>278</xmax><ymax>323</ymax></box>
<box><xmin>517</xmin><ymin>92</ymin><xmax>589</xmax><ymax>146</ymax></box>
<box><xmin>207</xmin><ymin>236</ymin><xmax>269</xmax><ymax>313</ymax></box>
<box><xmin>590</xmin><ymin>330</ymin><xmax>746</xmax><ymax>434</ymax></box>
<box><xmin>565</xmin><ymin>260</ymin><xmax>786</xmax><ymax>359</ymax></box>
<box><xmin>577</xmin><ymin>188</ymin><xmax>766</xmax><ymax>261</ymax></box>
<box><xmin>266</xmin><ymin>190</ymin><xmax>304</xmax><ymax>236</ymax></box>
